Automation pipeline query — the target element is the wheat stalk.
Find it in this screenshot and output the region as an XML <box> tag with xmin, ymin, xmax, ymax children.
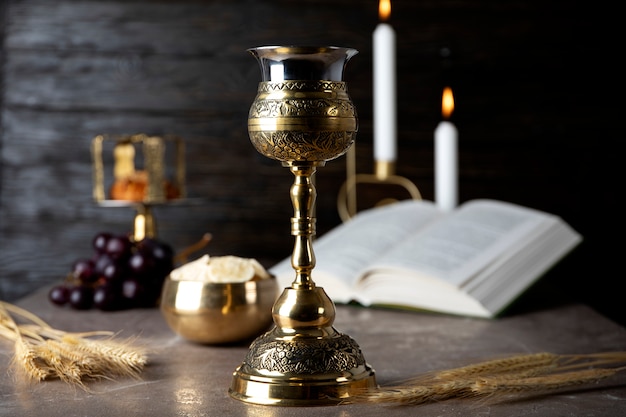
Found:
<box><xmin>349</xmin><ymin>351</ymin><xmax>626</xmax><ymax>406</ymax></box>
<box><xmin>12</xmin><ymin>337</ymin><xmax>54</xmax><ymax>381</ymax></box>
<box><xmin>0</xmin><ymin>301</ymin><xmax>148</xmax><ymax>390</ymax></box>
<box><xmin>430</xmin><ymin>352</ymin><xmax>559</xmax><ymax>380</ymax></box>
<box><xmin>61</xmin><ymin>334</ymin><xmax>147</xmax><ymax>379</ymax></box>
<box><xmin>471</xmin><ymin>367</ymin><xmax>623</xmax><ymax>395</ymax></box>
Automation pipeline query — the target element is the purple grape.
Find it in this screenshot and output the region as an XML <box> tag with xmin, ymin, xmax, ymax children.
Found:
<box><xmin>102</xmin><ymin>260</ymin><xmax>127</xmax><ymax>282</ymax></box>
<box><xmin>68</xmin><ymin>285</ymin><xmax>94</xmax><ymax>310</ymax></box>
<box><xmin>122</xmin><ymin>278</ymin><xmax>143</xmax><ymax>299</ymax></box>
<box><xmin>93</xmin><ymin>284</ymin><xmax>127</xmax><ymax>311</ymax></box>
<box><xmin>122</xmin><ymin>278</ymin><xmax>155</xmax><ymax>307</ymax></box>
<box><xmin>72</xmin><ymin>258</ymin><xmax>97</xmax><ymax>283</ymax></box>
<box><xmin>92</xmin><ymin>232</ymin><xmax>112</xmax><ymax>254</ymax></box>
<box><xmin>94</xmin><ymin>253</ymin><xmax>114</xmax><ymax>275</ymax></box>
<box><xmin>105</xmin><ymin>234</ymin><xmax>133</xmax><ymax>260</ymax></box>
<box><xmin>128</xmin><ymin>251</ymin><xmax>155</xmax><ymax>276</ymax></box>
<box><xmin>48</xmin><ymin>285</ymin><xmax>70</xmax><ymax>306</ymax></box>
<box><xmin>138</xmin><ymin>238</ymin><xmax>174</xmax><ymax>274</ymax></box>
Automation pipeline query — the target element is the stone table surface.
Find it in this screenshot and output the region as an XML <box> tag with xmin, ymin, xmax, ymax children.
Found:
<box><xmin>1</xmin><ymin>286</ymin><xmax>626</xmax><ymax>417</ymax></box>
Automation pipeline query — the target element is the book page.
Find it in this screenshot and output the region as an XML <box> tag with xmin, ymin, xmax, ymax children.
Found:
<box><xmin>361</xmin><ymin>199</ymin><xmax>551</xmax><ymax>288</ymax></box>
<box><xmin>465</xmin><ymin>218</ymin><xmax>581</xmax><ymax>313</ymax></box>
<box><xmin>269</xmin><ymin>199</ymin><xmax>444</xmax><ymax>301</ymax></box>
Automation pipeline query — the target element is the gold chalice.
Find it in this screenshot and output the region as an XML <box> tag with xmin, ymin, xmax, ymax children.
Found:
<box><xmin>229</xmin><ymin>46</ymin><xmax>376</xmax><ymax>406</ymax></box>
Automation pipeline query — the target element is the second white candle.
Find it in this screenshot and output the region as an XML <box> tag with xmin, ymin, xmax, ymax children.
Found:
<box><xmin>435</xmin><ymin>113</ymin><xmax>458</xmax><ymax>211</ymax></box>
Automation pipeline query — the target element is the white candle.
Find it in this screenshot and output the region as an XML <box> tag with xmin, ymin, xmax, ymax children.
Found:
<box><xmin>435</xmin><ymin>87</ymin><xmax>458</xmax><ymax>212</ymax></box>
<box><xmin>373</xmin><ymin>0</ymin><xmax>396</xmax><ymax>163</ymax></box>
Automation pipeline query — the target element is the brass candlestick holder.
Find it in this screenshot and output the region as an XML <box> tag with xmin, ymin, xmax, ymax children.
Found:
<box><xmin>91</xmin><ymin>133</ymin><xmax>186</xmax><ymax>241</ymax></box>
<box><xmin>229</xmin><ymin>46</ymin><xmax>376</xmax><ymax>406</ymax></box>
<box><xmin>337</xmin><ymin>147</ymin><xmax>421</xmax><ymax>222</ymax></box>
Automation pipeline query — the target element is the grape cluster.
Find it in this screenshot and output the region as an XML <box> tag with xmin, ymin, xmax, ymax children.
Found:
<box><xmin>48</xmin><ymin>232</ymin><xmax>174</xmax><ymax>311</ymax></box>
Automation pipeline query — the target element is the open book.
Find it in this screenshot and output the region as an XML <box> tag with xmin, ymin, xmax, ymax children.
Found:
<box><xmin>269</xmin><ymin>199</ymin><xmax>582</xmax><ymax>318</ymax></box>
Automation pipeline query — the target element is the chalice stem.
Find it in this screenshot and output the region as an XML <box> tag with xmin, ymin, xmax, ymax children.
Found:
<box><xmin>288</xmin><ymin>162</ymin><xmax>319</xmax><ymax>290</ymax></box>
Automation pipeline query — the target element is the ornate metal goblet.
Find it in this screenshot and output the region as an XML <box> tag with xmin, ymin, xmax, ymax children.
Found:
<box><xmin>229</xmin><ymin>46</ymin><xmax>376</xmax><ymax>405</ymax></box>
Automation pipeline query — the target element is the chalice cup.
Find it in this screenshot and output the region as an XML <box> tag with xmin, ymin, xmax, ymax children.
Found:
<box><xmin>229</xmin><ymin>46</ymin><xmax>376</xmax><ymax>406</ymax></box>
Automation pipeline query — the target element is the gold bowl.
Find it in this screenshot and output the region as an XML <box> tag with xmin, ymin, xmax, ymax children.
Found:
<box><xmin>160</xmin><ymin>275</ymin><xmax>279</xmax><ymax>344</ymax></box>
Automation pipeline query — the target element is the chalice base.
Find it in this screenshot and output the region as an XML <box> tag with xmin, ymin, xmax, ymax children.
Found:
<box><xmin>229</xmin><ymin>326</ymin><xmax>376</xmax><ymax>406</ymax></box>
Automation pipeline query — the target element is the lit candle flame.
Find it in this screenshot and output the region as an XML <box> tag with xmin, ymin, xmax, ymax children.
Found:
<box><xmin>442</xmin><ymin>86</ymin><xmax>454</xmax><ymax>120</ymax></box>
<box><xmin>379</xmin><ymin>0</ymin><xmax>391</xmax><ymax>21</ymax></box>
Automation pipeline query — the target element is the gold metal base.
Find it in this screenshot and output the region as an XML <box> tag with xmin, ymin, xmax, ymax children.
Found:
<box><xmin>229</xmin><ymin>331</ymin><xmax>376</xmax><ymax>406</ymax></box>
<box><xmin>229</xmin><ymin>287</ymin><xmax>376</xmax><ymax>406</ymax></box>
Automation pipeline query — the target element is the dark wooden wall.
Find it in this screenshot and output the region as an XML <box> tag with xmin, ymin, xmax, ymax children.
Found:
<box><xmin>1</xmin><ymin>1</ymin><xmax>622</xmax><ymax>324</ymax></box>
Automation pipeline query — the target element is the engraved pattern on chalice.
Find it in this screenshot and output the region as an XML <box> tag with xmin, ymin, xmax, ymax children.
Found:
<box><xmin>248</xmin><ymin>80</ymin><xmax>357</xmax><ymax>162</ymax></box>
<box><xmin>243</xmin><ymin>331</ymin><xmax>366</xmax><ymax>374</ymax></box>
